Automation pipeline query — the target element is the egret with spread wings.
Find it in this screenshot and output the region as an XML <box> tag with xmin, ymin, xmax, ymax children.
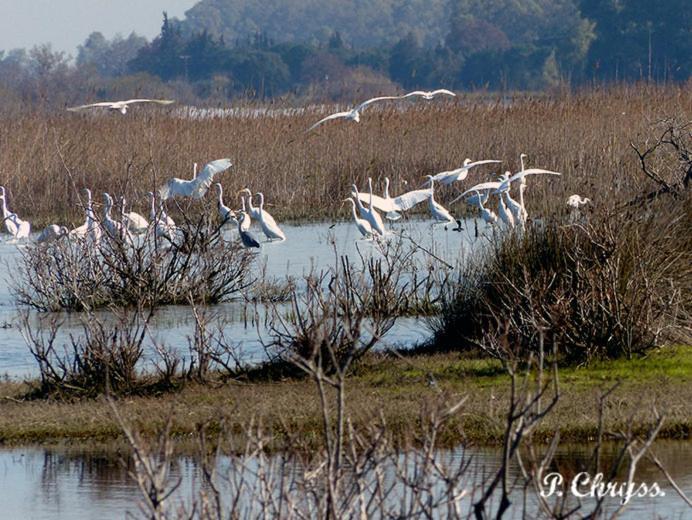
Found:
<box><xmin>159</xmin><ymin>158</ymin><xmax>232</xmax><ymax>200</ymax></box>
<box><xmin>67</xmin><ymin>99</ymin><xmax>175</xmax><ymax>114</ymax></box>
<box><xmin>431</xmin><ymin>159</ymin><xmax>502</xmax><ymax>185</ymax></box>
<box><xmin>306</xmin><ymin>95</ymin><xmax>400</xmax><ymax>132</ymax></box>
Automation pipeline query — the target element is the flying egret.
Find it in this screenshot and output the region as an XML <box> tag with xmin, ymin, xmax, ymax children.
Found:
<box><xmin>399</xmin><ymin>89</ymin><xmax>456</xmax><ymax>100</ymax></box>
<box><xmin>351</xmin><ymin>178</ymin><xmax>401</xmax><ymax>221</ymax></box>
<box><xmin>215</xmin><ymin>183</ymin><xmax>235</xmax><ymax>225</ymax></box>
<box><xmin>37</xmin><ymin>224</ymin><xmax>68</xmax><ymax>244</ymax></box>
<box><xmin>352</xmin><ymin>179</ymin><xmax>431</xmax><ymax>215</ymax></box>
<box><xmin>120</xmin><ymin>197</ymin><xmax>149</xmax><ymax>234</ymax></box>
<box><xmin>237</xmin><ymin>213</ymin><xmax>260</xmax><ymax>248</ymax></box>
<box><xmin>496</xmin><ymin>168</ymin><xmax>562</xmax><ymax>226</ymax></box>
<box><xmin>256</xmin><ymin>192</ymin><xmax>286</xmax><ymax>241</ymax></box>
<box><xmin>306</xmin><ymin>95</ymin><xmax>400</xmax><ymax>132</ymax></box>
<box><xmin>159</xmin><ymin>158</ymin><xmax>232</xmax><ymax>200</ymax></box>
<box><xmin>67</xmin><ymin>99</ymin><xmax>175</xmax><ymax>115</ymax></box>
<box><xmin>0</xmin><ymin>186</ymin><xmax>31</xmax><ymax>239</ymax></box>
<box><xmin>102</xmin><ymin>193</ymin><xmax>132</xmax><ymax>243</ymax></box>
<box><xmin>431</xmin><ymin>159</ymin><xmax>502</xmax><ymax>185</ymax></box>
<box><xmin>351</xmin><ymin>182</ymin><xmax>386</xmax><ymax>237</ymax></box>
<box><xmin>423</xmin><ymin>175</ymin><xmax>456</xmax><ymax>228</ymax></box>
<box><xmin>342</xmin><ymin>198</ymin><xmax>373</xmax><ymax>238</ymax></box>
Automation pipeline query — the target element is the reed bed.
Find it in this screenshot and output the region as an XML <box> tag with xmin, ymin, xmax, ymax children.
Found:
<box><xmin>0</xmin><ymin>84</ymin><xmax>689</xmax><ymax>228</ymax></box>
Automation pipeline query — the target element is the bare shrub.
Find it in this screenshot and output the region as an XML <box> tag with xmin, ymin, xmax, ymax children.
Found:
<box><xmin>432</xmin><ymin>195</ymin><xmax>690</xmax><ymax>363</ymax></box>
<box><xmin>13</xmin><ymin>212</ymin><xmax>254</xmax><ymax>312</ymax></box>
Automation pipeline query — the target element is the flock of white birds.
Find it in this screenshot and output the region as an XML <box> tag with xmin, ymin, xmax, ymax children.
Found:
<box><xmin>1</xmin><ymin>90</ymin><xmax>588</xmax><ymax>248</ymax></box>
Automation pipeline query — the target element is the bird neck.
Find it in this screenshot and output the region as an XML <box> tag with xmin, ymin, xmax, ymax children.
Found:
<box><xmin>384</xmin><ymin>178</ymin><xmax>390</xmax><ymax>199</ymax></box>
<box><xmin>519</xmin><ymin>184</ymin><xmax>526</xmax><ymax>209</ymax></box>
<box><xmin>349</xmin><ymin>200</ymin><xmax>358</xmax><ymax>221</ymax></box>
<box><xmin>0</xmin><ymin>197</ymin><xmax>7</xmax><ymax>217</ymax></box>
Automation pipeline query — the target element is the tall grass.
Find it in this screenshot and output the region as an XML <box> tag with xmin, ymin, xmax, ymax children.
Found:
<box><xmin>0</xmin><ymin>84</ymin><xmax>689</xmax><ymax>227</ymax></box>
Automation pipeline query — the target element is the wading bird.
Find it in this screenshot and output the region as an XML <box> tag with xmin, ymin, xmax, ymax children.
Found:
<box><xmin>450</xmin><ymin>181</ymin><xmax>502</xmax><ymax>206</ymax></box>
<box><xmin>496</xmin><ymin>168</ymin><xmax>562</xmax><ymax>228</ymax></box>
<box><xmin>120</xmin><ymin>197</ymin><xmax>149</xmax><ymax>234</ymax></box>
<box><xmin>351</xmin><ymin>177</ymin><xmax>401</xmax><ymax>221</ymax></box>
<box><xmin>83</xmin><ymin>188</ymin><xmax>102</xmax><ymax>244</ymax></box>
<box><xmin>215</xmin><ymin>183</ymin><xmax>235</xmax><ymax>225</ymax></box>
<box><xmin>102</xmin><ymin>193</ymin><xmax>132</xmax><ymax>243</ymax></box>
<box><xmin>36</xmin><ymin>224</ymin><xmax>68</xmax><ymax>244</ymax></box>
<box><xmin>399</xmin><ymin>89</ymin><xmax>456</xmax><ymax>100</ymax></box>
<box><xmin>567</xmin><ymin>194</ymin><xmax>591</xmax><ymax>208</ymax></box>
<box><xmin>352</xmin><ymin>178</ymin><xmax>431</xmax><ymax>216</ymax></box>
<box><xmin>148</xmin><ymin>192</ymin><xmax>178</xmax><ymax>243</ymax></box>
<box><xmin>471</xmin><ymin>190</ymin><xmax>498</xmax><ymax>226</ymax></box>
<box><xmin>306</xmin><ymin>95</ymin><xmax>400</xmax><ymax>132</ymax></box>
<box><xmin>423</xmin><ymin>176</ymin><xmax>456</xmax><ymax>228</ymax></box>
<box><xmin>431</xmin><ymin>159</ymin><xmax>502</xmax><ymax>186</ymax></box>
<box><xmin>237</xmin><ymin>213</ymin><xmax>260</xmax><ymax>248</ymax></box>
<box><xmin>351</xmin><ymin>181</ymin><xmax>386</xmax><ymax>237</ymax></box>
<box><xmin>256</xmin><ymin>192</ymin><xmax>286</xmax><ymax>241</ymax></box>
<box><xmin>238</xmin><ymin>189</ymin><xmax>261</xmax><ymax>221</ymax></box>
<box><xmin>159</xmin><ymin>158</ymin><xmax>232</xmax><ymax>200</ymax></box>
<box><xmin>0</xmin><ymin>186</ymin><xmax>31</xmax><ymax>239</ymax></box>
<box><xmin>342</xmin><ymin>197</ymin><xmax>373</xmax><ymax>238</ymax></box>
<box><xmin>67</xmin><ymin>99</ymin><xmax>175</xmax><ymax>115</ymax></box>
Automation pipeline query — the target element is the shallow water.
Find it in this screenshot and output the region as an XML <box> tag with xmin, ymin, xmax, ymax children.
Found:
<box><xmin>0</xmin><ymin>218</ymin><xmax>487</xmax><ymax>378</ymax></box>
<box><xmin>0</xmin><ymin>441</ymin><xmax>689</xmax><ymax>519</ymax></box>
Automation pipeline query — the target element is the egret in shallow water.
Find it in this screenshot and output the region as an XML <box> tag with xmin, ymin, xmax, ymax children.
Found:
<box><xmin>102</xmin><ymin>193</ymin><xmax>133</xmax><ymax>243</ymax></box>
<box><xmin>306</xmin><ymin>95</ymin><xmax>401</xmax><ymax>132</ymax></box>
<box><xmin>342</xmin><ymin>197</ymin><xmax>373</xmax><ymax>238</ymax></box>
<box><xmin>470</xmin><ymin>189</ymin><xmax>498</xmax><ymax>226</ymax></box>
<box><xmin>159</xmin><ymin>158</ymin><xmax>232</xmax><ymax>200</ymax></box>
<box><xmin>0</xmin><ymin>186</ymin><xmax>30</xmax><ymax>239</ymax></box>
<box><xmin>67</xmin><ymin>99</ymin><xmax>175</xmax><ymax>115</ymax></box>
<box><xmin>237</xmin><ymin>213</ymin><xmax>260</xmax><ymax>248</ymax></box>
<box><xmin>238</xmin><ymin>189</ymin><xmax>261</xmax><ymax>221</ymax></box>
<box><xmin>256</xmin><ymin>192</ymin><xmax>286</xmax><ymax>241</ymax></box>
<box><xmin>215</xmin><ymin>183</ymin><xmax>235</xmax><ymax>225</ymax></box>
<box><xmin>423</xmin><ymin>176</ymin><xmax>456</xmax><ymax>228</ymax></box>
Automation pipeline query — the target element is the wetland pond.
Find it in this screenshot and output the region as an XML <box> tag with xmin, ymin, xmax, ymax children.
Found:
<box><xmin>1</xmin><ymin>218</ymin><xmax>690</xmax><ymax>518</ymax></box>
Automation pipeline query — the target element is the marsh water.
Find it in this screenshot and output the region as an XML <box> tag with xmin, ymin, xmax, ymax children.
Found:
<box><xmin>0</xmin><ymin>218</ymin><xmax>485</xmax><ymax>378</ymax></box>
<box><xmin>0</xmin><ymin>441</ymin><xmax>690</xmax><ymax>519</ymax></box>
<box><xmin>1</xmin><ymin>219</ymin><xmax>690</xmax><ymax>518</ymax></box>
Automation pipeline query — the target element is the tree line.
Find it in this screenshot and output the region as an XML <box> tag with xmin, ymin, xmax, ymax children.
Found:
<box><xmin>0</xmin><ymin>0</ymin><xmax>689</xmax><ymax>108</ymax></box>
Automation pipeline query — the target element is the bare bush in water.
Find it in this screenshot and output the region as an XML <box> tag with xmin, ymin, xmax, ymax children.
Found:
<box><xmin>13</xmin><ymin>211</ymin><xmax>254</xmax><ymax>312</ymax></box>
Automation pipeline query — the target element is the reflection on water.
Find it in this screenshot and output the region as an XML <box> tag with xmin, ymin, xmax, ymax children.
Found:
<box><xmin>0</xmin><ymin>441</ymin><xmax>690</xmax><ymax>519</ymax></box>
<box><xmin>0</xmin><ymin>218</ymin><xmax>486</xmax><ymax>378</ymax></box>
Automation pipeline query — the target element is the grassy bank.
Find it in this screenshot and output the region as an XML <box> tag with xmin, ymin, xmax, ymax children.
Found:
<box><xmin>1</xmin><ymin>345</ymin><xmax>690</xmax><ymax>448</ymax></box>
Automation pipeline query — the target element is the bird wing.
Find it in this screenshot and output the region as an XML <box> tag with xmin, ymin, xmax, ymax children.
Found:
<box><xmin>391</xmin><ymin>188</ymin><xmax>432</xmax><ymax>211</ymax></box>
<box><xmin>498</xmin><ymin>169</ymin><xmax>561</xmax><ymax>191</ymax></box>
<box><xmin>399</xmin><ymin>91</ymin><xmax>426</xmax><ymax>99</ymax></box>
<box><xmin>430</xmin><ymin>89</ymin><xmax>456</xmax><ymax>97</ymax></box>
<box><xmin>67</xmin><ymin>102</ymin><xmax>116</xmax><ymax>111</ymax></box>
<box><xmin>450</xmin><ymin>182</ymin><xmax>502</xmax><ymax>204</ymax></box>
<box><xmin>306</xmin><ymin>111</ymin><xmax>351</xmax><ymax>132</ymax></box>
<box><xmin>433</xmin><ymin>160</ymin><xmax>502</xmax><ymax>185</ymax></box>
<box><xmin>193</xmin><ymin>158</ymin><xmax>232</xmax><ymax>198</ymax></box>
<box><xmin>356</xmin><ymin>96</ymin><xmax>400</xmax><ymax>111</ymax></box>
<box><xmin>159</xmin><ymin>178</ymin><xmax>192</xmax><ymax>200</ymax></box>
<box><xmin>352</xmin><ymin>191</ymin><xmax>396</xmax><ymax>212</ymax></box>
<box><xmin>123</xmin><ymin>99</ymin><xmax>176</xmax><ymax>106</ymax></box>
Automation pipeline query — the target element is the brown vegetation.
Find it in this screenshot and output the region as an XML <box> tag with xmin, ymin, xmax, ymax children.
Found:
<box><xmin>0</xmin><ymin>84</ymin><xmax>689</xmax><ymax>228</ymax></box>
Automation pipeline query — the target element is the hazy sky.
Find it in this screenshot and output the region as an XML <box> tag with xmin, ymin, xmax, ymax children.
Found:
<box><xmin>0</xmin><ymin>0</ymin><xmax>198</xmax><ymax>56</ymax></box>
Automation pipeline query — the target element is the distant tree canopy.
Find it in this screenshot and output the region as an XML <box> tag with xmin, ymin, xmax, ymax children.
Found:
<box><xmin>0</xmin><ymin>0</ymin><xmax>689</xmax><ymax>108</ymax></box>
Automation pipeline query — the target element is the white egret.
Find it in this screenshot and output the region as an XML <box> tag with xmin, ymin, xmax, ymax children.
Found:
<box><xmin>215</xmin><ymin>183</ymin><xmax>235</xmax><ymax>225</ymax></box>
<box><xmin>237</xmin><ymin>213</ymin><xmax>260</xmax><ymax>248</ymax></box>
<box><xmin>399</xmin><ymin>89</ymin><xmax>456</xmax><ymax>100</ymax></box>
<box><xmin>352</xmin><ymin>180</ymin><xmax>431</xmax><ymax>215</ymax></box>
<box><xmin>306</xmin><ymin>95</ymin><xmax>400</xmax><ymax>132</ymax></box>
<box><xmin>470</xmin><ymin>190</ymin><xmax>498</xmax><ymax>226</ymax></box>
<box><xmin>67</xmin><ymin>99</ymin><xmax>175</xmax><ymax>115</ymax></box>
<box><xmin>256</xmin><ymin>192</ymin><xmax>286</xmax><ymax>241</ymax></box>
<box><xmin>342</xmin><ymin>198</ymin><xmax>373</xmax><ymax>238</ymax></box>
<box><xmin>431</xmin><ymin>159</ymin><xmax>502</xmax><ymax>185</ymax></box>
<box><xmin>450</xmin><ymin>181</ymin><xmax>502</xmax><ymax>205</ymax></box>
<box><xmin>159</xmin><ymin>158</ymin><xmax>232</xmax><ymax>200</ymax></box>
<box><xmin>351</xmin><ymin>182</ymin><xmax>386</xmax><ymax>237</ymax></box>
<box><xmin>102</xmin><ymin>193</ymin><xmax>132</xmax><ymax>243</ymax></box>
<box><xmin>383</xmin><ymin>178</ymin><xmax>402</xmax><ymax>220</ymax></box>
<box><xmin>496</xmin><ymin>168</ymin><xmax>561</xmax><ymax>227</ymax></box>
<box><xmin>0</xmin><ymin>186</ymin><xmax>31</xmax><ymax>239</ymax></box>
<box><xmin>83</xmin><ymin>188</ymin><xmax>102</xmax><ymax>244</ymax></box>
<box><xmin>423</xmin><ymin>175</ymin><xmax>456</xmax><ymax>227</ymax></box>
<box><xmin>37</xmin><ymin>224</ymin><xmax>68</xmax><ymax>244</ymax></box>
<box><xmin>567</xmin><ymin>194</ymin><xmax>591</xmax><ymax>208</ymax></box>
<box><xmin>496</xmin><ymin>192</ymin><xmax>515</xmax><ymax>229</ymax></box>
<box><xmin>148</xmin><ymin>192</ymin><xmax>178</xmax><ymax>243</ymax></box>
<box><xmin>120</xmin><ymin>197</ymin><xmax>149</xmax><ymax>234</ymax></box>
<box><xmin>237</xmin><ymin>196</ymin><xmax>252</xmax><ymax>232</ymax></box>
<box><xmin>351</xmin><ymin>177</ymin><xmax>401</xmax><ymax>221</ymax></box>
<box><xmin>239</xmin><ymin>189</ymin><xmax>261</xmax><ymax>221</ymax></box>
